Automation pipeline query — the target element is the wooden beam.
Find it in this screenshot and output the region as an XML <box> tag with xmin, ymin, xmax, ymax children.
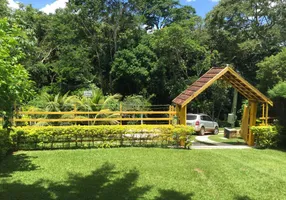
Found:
<box><xmin>248</xmin><ymin>101</ymin><xmax>258</xmax><ymax>146</ymax></box>
<box><xmin>227</xmin><ymin>67</ymin><xmax>273</xmax><ymax>106</ymax></box>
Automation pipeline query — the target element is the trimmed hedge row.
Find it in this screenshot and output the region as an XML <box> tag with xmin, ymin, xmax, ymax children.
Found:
<box><xmin>0</xmin><ymin>129</ymin><xmax>12</xmax><ymax>162</ymax></box>
<box><xmin>251</xmin><ymin>126</ymin><xmax>278</xmax><ymax>148</ymax></box>
<box><xmin>11</xmin><ymin>125</ymin><xmax>194</xmax><ymax>150</ymax></box>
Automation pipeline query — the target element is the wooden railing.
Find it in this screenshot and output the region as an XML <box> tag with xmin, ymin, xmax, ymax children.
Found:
<box><xmin>4</xmin><ymin>106</ymin><xmax>177</xmax><ymax>126</ymax></box>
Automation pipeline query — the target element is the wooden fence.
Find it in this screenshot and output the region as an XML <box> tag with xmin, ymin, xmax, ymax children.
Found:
<box><xmin>1</xmin><ymin>106</ymin><xmax>177</xmax><ymax>126</ymax></box>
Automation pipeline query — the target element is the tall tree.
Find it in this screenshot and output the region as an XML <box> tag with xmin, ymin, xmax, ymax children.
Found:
<box><xmin>111</xmin><ymin>44</ymin><xmax>158</xmax><ymax>95</ymax></box>
<box><xmin>146</xmin><ymin>22</ymin><xmax>217</xmax><ymax>103</ymax></box>
<box><xmin>129</xmin><ymin>0</ymin><xmax>195</xmax><ymax>30</ymax></box>
<box><xmin>0</xmin><ymin>18</ymin><xmax>33</xmax><ymax>126</ymax></box>
<box><xmin>67</xmin><ymin>0</ymin><xmax>144</xmax><ymax>93</ymax></box>
<box><xmin>206</xmin><ymin>0</ymin><xmax>286</xmax><ymax>82</ymax></box>
<box><xmin>257</xmin><ymin>48</ymin><xmax>286</xmax><ymax>92</ymax></box>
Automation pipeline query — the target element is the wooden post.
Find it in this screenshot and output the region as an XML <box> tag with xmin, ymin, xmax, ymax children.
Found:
<box><xmin>240</xmin><ymin>104</ymin><xmax>249</xmax><ymax>142</ymax></box>
<box><xmin>248</xmin><ymin>101</ymin><xmax>258</xmax><ymax>146</ymax></box>
<box><xmin>175</xmin><ymin>105</ymin><xmax>186</xmax><ymax>125</ymax></box>
<box><xmin>262</xmin><ymin>103</ymin><xmax>265</xmax><ymax>125</ymax></box>
<box><xmin>120</xmin><ymin>102</ymin><xmax>122</xmax><ymax>125</ymax></box>
<box><xmin>181</xmin><ymin>105</ymin><xmax>187</xmax><ymax>125</ymax></box>
<box><xmin>265</xmin><ymin>103</ymin><xmax>269</xmax><ymax>126</ymax></box>
<box><xmin>168</xmin><ymin>105</ymin><xmax>172</xmax><ymax>125</ymax></box>
<box><xmin>74</xmin><ymin>105</ymin><xmax>77</xmax><ymax>125</ymax></box>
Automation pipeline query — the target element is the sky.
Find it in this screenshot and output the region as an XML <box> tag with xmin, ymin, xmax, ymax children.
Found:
<box><xmin>7</xmin><ymin>0</ymin><xmax>220</xmax><ymax>17</ymax></box>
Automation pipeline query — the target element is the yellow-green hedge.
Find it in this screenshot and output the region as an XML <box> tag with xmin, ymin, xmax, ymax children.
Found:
<box><xmin>11</xmin><ymin>125</ymin><xmax>194</xmax><ymax>150</ymax></box>
<box><xmin>251</xmin><ymin>126</ymin><xmax>278</xmax><ymax>148</ymax></box>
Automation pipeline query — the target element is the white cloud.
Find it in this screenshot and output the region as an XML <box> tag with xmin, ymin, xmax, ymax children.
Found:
<box><xmin>40</xmin><ymin>0</ymin><xmax>68</xmax><ymax>14</ymax></box>
<box><xmin>7</xmin><ymin>0</ymin><xmax>19</xmax><ymax>10</ymax></box>
<box><xmin>210</xmin><ymin>0</ymin><xmax>220</xmax><ymax>2</ymax></box>
<box><xmin>186</xmin><ymin>0</ymin><xmax>196</xmax><ymax>2</ymax></box>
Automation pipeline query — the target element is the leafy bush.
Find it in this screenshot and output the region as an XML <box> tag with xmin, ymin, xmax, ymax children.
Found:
<box><xmin>268</xmin><ymin>82</ymin><xmax>286</xmax><ymax>99</ymax></box>
<box><xmin>11</xmin><ymin>125</ymin><xmax>194</xmax><ymax>150</ymax></box>
<box><xmin>251</xmin><ymin>126</ymin><xmax>278</xmax><ymax>148</ymax></box>
<box><xmin>0</xmin><ymin>129</ymin><xmax>12</xmax><ymax>162</ymax></box>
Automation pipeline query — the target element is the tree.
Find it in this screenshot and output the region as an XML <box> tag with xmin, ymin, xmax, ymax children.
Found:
<box><xmin>129</xmin><ymin>0</ymin><xmax>195</xmax><ymax>30</ymax></box>
<box><xmin>111</xmin><ymin>44</ymin><xmax>157</xmax><ymax>95</ymax></box>
<box><xmin>67</xmin><ymin>0</ymin><xmax>144</xmax><ymax>93</ymax></box>
<box><xmin>0</xmin><ymin>0</ymin><xmax>9</xmax><ymax>18</ymax></box>
<box><xmin>257</xmin><ymin>48</ymin><xmax>286</xmax><ymax>92</ymax></box>
<box><xmin>205</xmin><ymin>0</ymin><xmax>286</xmax><ymax>82</ymax></box>
<box><xmin>145</xmin><ymin>22</ymin><xmax>217</xmax><ymax>103</ymax></box>
<box><xmin>0</xmin><ymin>18</ymin><xmax>33</xmax><ymax>127</ymax></box>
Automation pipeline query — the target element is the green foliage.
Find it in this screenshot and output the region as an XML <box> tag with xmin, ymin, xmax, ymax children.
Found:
<box><xmin>206</xmin><ymin>0</ymin><xmax>285</xmax><ymax>83</ymax></box>
<box><xmin>0</xmin><ymin>0</ymin><xmax>9</xmax><ymax>18</ymax></box>
<box><xmin>143</xmin><ymin>22</ymin><xmax>216</xmax><ymax>102</ymax></box>
<box><xmin>11</xmin><ymin>125</ymin><xmax>194</xmax><ymax>150</ymax></box>
<box><xmin>122</xmin><ymin>95</ymin><xmax>152</xmax><ymax>111</ymax></box>
<box><xmin>130</xmin><ymin>0</ymin><xmax>195</xmax><ymax>30</ymax></box>
<box><xmin>257</xmin><ymin>48</ymin><xmax>286</xmax><ymax>92</ymax></box>
<box><xmin>268</xmin><ymin>82</ymin><xmax>286</xmax><ymax>99</ymax></box>
<box><xmin>111</xmin><ymin>44</ymin><xmax>158</xmax><ymax>95</ymax></box>
<box><xmin>251</xmin><ymin>126</ymin><xmax>279</xmax><ymax>148</ymax></box>
<box><xmin>0</xmin><ymin>129</ymin><xmax>12</xmax><ymax>162</ymax></box>
<box><xmin>0</xmin><ymin>18</ymin><xmax>34</xmax><ymax>128</ymax></box>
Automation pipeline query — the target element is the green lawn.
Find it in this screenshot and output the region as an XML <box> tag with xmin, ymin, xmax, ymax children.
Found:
<box><xmin>208</xmin><ymin>134</ymin><xmax>246</xmax><ymax>145</ymax></box>
<box><xmin>1</xmin><ymin>148</ymin><xmax>286</xmax><ymax>200</ymax></box>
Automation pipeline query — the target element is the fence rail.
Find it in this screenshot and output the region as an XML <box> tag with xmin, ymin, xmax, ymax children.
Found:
<box><xmin>4</xmin><ymin>106</ymin><xmax>177</xmax><ymax>126</ymax></box>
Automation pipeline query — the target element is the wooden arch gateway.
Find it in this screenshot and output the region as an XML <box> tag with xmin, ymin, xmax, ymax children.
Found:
<box><xmin>172</xmin><ymin>67</ymin><xmax>273</xmax><ymax>146</ymax></box>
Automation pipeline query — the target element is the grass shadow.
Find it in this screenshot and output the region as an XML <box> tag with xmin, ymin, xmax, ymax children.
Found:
<box><xmin>155</xmin><ymin>189</ymin><xmax>194</xmax><ymax>200</ymax></box>
<box><xmin>193</xmin><ymin>141</ymin><xmax>217</xmax><ymax>146</ymax></box>
<box><xmin>234</xmin><ymin>195</ymin><xmax>252</xmax><ymax>200</ymax></box>
<box><xmin>1</xmin><ymin>162</ymin><xmax>151</xmax><ymax>200</ymax></box>
<box><xmin>220</xmin><ymin>141</ymin><xmax>247</xmax><ymax>145</ymax></box>
<box><xmin>0</xmin><ymin>180</ymin><xmax>51</xmax><ymax>200</ymax></box>
<box><xmin>0</xmin><ymin>153</ymin><xmax>39</xmax><ymax>177</ymax></box>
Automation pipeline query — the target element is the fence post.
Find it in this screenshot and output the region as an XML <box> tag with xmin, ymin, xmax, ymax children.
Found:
<box><xmin>120</xmin><ymin>102</ymin><xmax>122</xmax><ymax>125</ymax></box>
<box><xmin>74</xmin><ymin>105</ymin><xmax>77</xmax><ymax>125</ymax></box>
<box><xmin>265</xmin><ymin>103</ymin><xmax>269</xmax><ymax>125</ymax></box>
<box><xmin>168</xmin><ymin>105</ymin><xmax>172</xmax><ymax>125</ymax></box>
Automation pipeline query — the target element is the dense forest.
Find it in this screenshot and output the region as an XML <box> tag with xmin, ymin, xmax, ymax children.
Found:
<box><xmin>0</xmin><ymin>0</ymin><xmax>285</xmax><ymax>125</ymax></box>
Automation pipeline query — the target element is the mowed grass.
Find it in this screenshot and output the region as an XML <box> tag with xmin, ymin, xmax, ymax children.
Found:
<box><xmin>1</xmin><ymin>148</ymin><xmax>286</xmax><ymax>200</ymax></box>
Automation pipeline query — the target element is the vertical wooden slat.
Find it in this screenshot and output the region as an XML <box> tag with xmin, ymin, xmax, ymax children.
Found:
<box><xmin>168</xmin><ymin>105</ymin><xmax>172</xmax><ymax>125</ymax></box>
<box><xmin>265</xmin><ymin>103</ymin><xmax>269</xmax><ymax>125</ymax></box>
<box><xmin>248</xmin><ymin>101</ymin><xmax>258</xmax><ymax>146</ymax></box>
<box><xmin>120</xmin><ymin>103</ymin><xmax>122</xmax><ymax>125</ymax></box>
<box><xmin>177</xmin><ymin>105</ymin><xmax>186</xmax><ymax>125</ymax></box>
<box><xmin>262</xmin><ymin>103</ymin><xmax>265</xmax><ymax>125</ymax></box>
<box><xmin>240</xmin><ymin>105</ymin><xmax>249</xmax><ymax>142</ymax></box>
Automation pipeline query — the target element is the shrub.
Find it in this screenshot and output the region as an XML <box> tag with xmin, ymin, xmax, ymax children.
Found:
<box><xmin>0</xmin><ymin>129</ymin><xmax>12</xmax><ymax>162</ymax></box>
<box><xmin>251</xmin><ymin>126</ymin><xmax>278</xmax><ymax>148</ymax></box>
<box><xmin>11</xmin><ymin>125</ymin><xmax>194</xmax><ymax>150</ymax></box>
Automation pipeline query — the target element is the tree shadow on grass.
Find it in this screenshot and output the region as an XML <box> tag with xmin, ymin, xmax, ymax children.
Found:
<box><xmin>0</xmin><ymin>180</ymin><xmax>51</xmax><ymax>200</ymax></box>
<box><xmin>154</xmin><ymin>189</ymin><xmax>194</xmax><ymax>200</ymax></box>
<box><xmin>0</xmin><ymin>153</ymin><xmax>39</xmax><ymax>177</ymax></box>
<box><xmin>234</xmin><ymin>195</ymin><xmax>252</xmax><ymax>200</ymax></box>
<box><xmin>0</xmin><ymin>162</ymin><xmax>151</xmax><ymax>200</ymax></box>
<box><xmin>49</xmin><ymin>162</ymin><xmax>151</xmax><ymax>200</ymax></box>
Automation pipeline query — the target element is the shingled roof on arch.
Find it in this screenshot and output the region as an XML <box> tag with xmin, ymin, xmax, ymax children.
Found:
<box><xmin>172</xmin><ymin>67</ymin><xmax>273</xmax><ymax>107</ymax></box>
